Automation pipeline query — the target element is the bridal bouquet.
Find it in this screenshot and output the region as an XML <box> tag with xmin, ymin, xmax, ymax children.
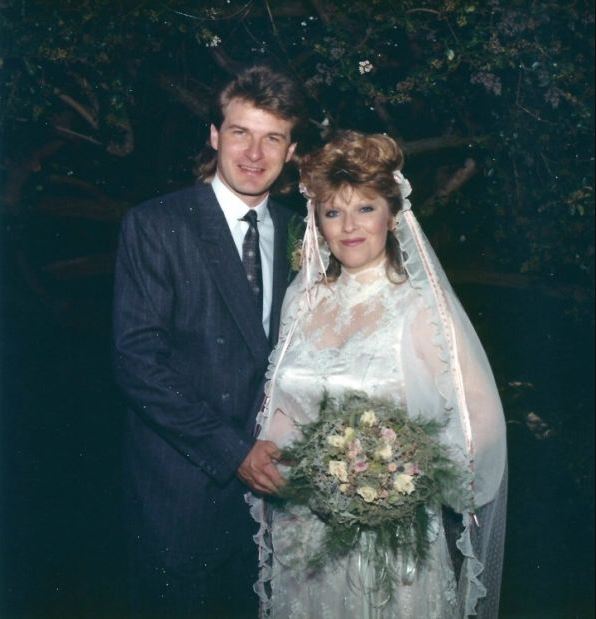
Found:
<box><xmin>279</xmin><ymin>392</ymin><xmax>472</xmax><ymax>573</ymax></box>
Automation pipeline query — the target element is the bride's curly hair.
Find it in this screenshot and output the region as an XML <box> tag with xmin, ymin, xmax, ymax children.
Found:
<box><xmin>299</xmin><ymin>130</ymin><xmax>406</xmax><ymax>282</ymax></box>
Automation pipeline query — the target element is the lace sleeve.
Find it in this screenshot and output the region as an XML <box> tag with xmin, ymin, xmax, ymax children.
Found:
<box><xmin>407</xmin><ymin>297</ymin><xmax>507</xmax><ymax>506</ymax></box>
<box><xmin>410</xmin><ymin>304</ymin><xmax>444</xmax><ymax>377</ymax></box>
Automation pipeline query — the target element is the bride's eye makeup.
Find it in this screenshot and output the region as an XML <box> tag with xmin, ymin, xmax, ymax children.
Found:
<box><xmin>323</xmin><ymin>208</ymin><xmax>340</xmax><ymax>218</ymax></box>
<box><xmin>359</xmin><ymin>205</ymin><xmax>375</xmax><ymax>213</ymax></box>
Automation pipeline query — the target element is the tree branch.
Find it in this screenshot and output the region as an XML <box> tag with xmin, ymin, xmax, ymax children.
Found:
<box><xmin>420</xmin><ymin>158</ymin><xmax>477</xmax><ymax>215</ymax></box>
<box><xmin>55</xmin><ymin>91</ymin><xmax>98</xmax><ymax>129</ymax></box>
<box><xmin>436</xmin><ymin>158</ymin><xmax>477</xmax><ymax>197</ymax></box>
<box><xmin>106</xmin><ymin>116</ymin><xmax>135</xmax><ymax>157</ymax></box>
<box><xmin>307</xmin><ymin>0</ymin><xmax>332</xmax><ymax>25</ymax></box>
<box><xmin>373</xmin><ymin>100</ymin><xmax>401</xmax><ymax>139</ymax></box>
<box><xmin>402</xmin><ymin>134</ymin><xmax>488</xmax><ymax>155</ymax></box>
<box><xmin>447</xmin><ymin>269</ymin><xmax>592</xmax><ymax>302</ymax></box>
<box><xmin>209</xmin><ymin>46</ymin><xmax>246</xmax><ymax>76</ymax></box>
<box><xmin>42</xmin><ymin>253</ymin><xmax>115</xmax><ymax>279</ymax></box>
<box><xmin>46</xmin><ymin>174</ymin><xmax>112</xmax><ymax>199</ymax></box>
<box><xmin>156</xmin><ymin>74</ymin><xmax>211</xmax><ymax>118</ymax></box>
<box><xmin>1</xmin><ymin>141</ymin><xmax>65</xmax><ymax>213</ymax></box>
<box><xmin>54</xmin><ymin>126</ymin><xmax>103</xmax><ymax>145</ymax></box>
<box><xmin>405</xmin><ymin>8</ymin><xmax>441</xmax><ymax>16</ymax></box>
<box><xmin>39</xmin><ymin>196</ymin><xmax>127</xmax><ymax>222</ymax></box>
<box><xmin>264</xmin><ymin>0</ymin><xmax>287</xmax><ymax>54</ymax></box>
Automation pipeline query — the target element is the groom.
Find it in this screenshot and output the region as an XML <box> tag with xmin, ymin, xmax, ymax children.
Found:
<box><xmin>113</xmin><ymin>65</ymin><xmax>305</xmax><ymax>618</ymax></box>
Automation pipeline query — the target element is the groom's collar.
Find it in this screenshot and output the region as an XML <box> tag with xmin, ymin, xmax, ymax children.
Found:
<box><xmin>210</xmin><ymin>173</ymin><xmax>269</xmax><ymax>227</ymax></box>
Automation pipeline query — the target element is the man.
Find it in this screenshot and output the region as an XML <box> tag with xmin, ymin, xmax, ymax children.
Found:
<box><xmin>113</xmin><ymin>65</ymin><xmax>305</xmax><ymax>618</ymax></box>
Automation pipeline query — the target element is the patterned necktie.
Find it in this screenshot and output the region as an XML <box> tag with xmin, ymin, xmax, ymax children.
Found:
<box><xmin>241</xmin><ymin>209</ymin><xmax>263</xmax><ymax>315</ymax></box>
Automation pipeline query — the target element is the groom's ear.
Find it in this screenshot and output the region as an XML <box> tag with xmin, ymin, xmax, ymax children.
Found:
<box><xmin>209</xmin><ymin>124</ymin><xmax>220</xmax><ymax>151</ymax></box>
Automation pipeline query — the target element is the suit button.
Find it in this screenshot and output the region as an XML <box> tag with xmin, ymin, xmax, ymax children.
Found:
<box><xmin>221</xmin><ymin>392</ymin><xmax>230</xmax><ymax>401</ymax></box>
<box><xmin>216</xmin><ymin>337</ymin><xmax>225</xmax><ymax>345</ymax></box>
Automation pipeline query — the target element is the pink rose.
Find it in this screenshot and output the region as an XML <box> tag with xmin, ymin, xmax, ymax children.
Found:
<box><xmin>353</xmin><ymin>458</ymin><xmax>369</xmax><ymax>473</ymax></box>
<box><xmin>403</xmin><ymin>462</ymin><xmax>421</xmax><ymax>476</ymax></box>
<box><xmin>380</xmin><ymin>427</ymin><xmax>397</xmax><ymax>443</ymax></box>
<box><xmin>347</xmin><ymin>439</ymin><xmax>363</xmax><ymax>460</ymax></box>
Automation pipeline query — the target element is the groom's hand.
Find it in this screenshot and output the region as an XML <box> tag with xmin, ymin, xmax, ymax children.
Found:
<box><xmin>238</xmin><ymin>440</ymin><xmax>285</xmax><ymax>495</ymax></box>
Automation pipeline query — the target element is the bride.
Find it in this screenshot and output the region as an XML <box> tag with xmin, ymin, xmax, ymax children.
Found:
<box><xmin>247</xmin><ymin>131</ymin><xmax>507</xmax><ymax>618</ymax></box>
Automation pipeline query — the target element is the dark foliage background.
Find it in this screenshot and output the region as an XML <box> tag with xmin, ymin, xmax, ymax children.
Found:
<box><xmin>1</xmin><ymin>1</ymin><xmax>593</xmax><ymax>617</ymax></box>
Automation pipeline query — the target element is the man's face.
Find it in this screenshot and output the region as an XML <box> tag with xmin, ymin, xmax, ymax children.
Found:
<box><xmin>210</xmin><ymin>98</ymin><xmax>297</xmax><ymax>207</ymax></box>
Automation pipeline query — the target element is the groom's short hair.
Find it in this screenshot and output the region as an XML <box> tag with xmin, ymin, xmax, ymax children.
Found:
<box><xmin>214</xmin><ymin>64</ymin><xmax>306</xmax><ymax>136</ymax></box>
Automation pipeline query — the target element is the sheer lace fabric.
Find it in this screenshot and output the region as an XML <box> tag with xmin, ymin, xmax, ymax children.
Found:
<box><xmin>248</xmin><ymin>208</ymin><xmax>507</xmax><ymax>618</ymax></box>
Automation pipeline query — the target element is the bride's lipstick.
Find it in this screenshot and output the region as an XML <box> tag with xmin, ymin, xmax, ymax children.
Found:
<box><xmin>341</xmin><ymin>238</ymin><xmax>365</xmax><ymax>247</ymax></box>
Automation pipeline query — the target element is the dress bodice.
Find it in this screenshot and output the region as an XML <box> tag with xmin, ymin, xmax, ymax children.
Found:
<box><xmin>264</xmin><ymin>264</ymin><xmax>417</xmax><ymax>449</ymax></box>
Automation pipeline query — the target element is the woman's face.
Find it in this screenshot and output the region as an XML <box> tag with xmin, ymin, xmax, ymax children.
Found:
<box><xmin>318</xmin><ymin>187</ymin><xmax>393</xmax><ymax>274</ymax></box>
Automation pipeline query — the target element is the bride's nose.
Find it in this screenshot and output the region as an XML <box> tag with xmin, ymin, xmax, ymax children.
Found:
<box><xmin>342</xmin><ymin>212</ymin><xmax>357</xmax><ymax>232</ymax></box>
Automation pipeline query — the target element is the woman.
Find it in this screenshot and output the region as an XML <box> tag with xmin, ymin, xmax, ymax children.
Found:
<box><xmin>248</xmin><ymin>131</ymin><xmax>507</xmax><ymax>618</ymax></box>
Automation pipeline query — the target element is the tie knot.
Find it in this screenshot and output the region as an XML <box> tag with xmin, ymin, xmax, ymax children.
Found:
<box><xmin>242</xmin><ymin>210</ymin><xmax>259</xmax><ymax>227</ymax></box>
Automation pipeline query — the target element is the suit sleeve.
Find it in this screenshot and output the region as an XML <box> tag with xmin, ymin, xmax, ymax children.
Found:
<box><xmin>113</xmin><ymin>207</ymin><xmax>255</xmax><ymax>485</ymax></box>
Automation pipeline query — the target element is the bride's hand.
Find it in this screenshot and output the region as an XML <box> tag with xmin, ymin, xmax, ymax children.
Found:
<box><xmin>237</xmin><ymin>439</ymin><xmax>286</xmax><ymax>495</ymax></box>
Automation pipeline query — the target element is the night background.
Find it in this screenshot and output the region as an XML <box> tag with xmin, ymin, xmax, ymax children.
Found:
<box><xmin>0</xmin><ymin>1</ymin><xmax>593</xmax><ymax>617</ymax></box>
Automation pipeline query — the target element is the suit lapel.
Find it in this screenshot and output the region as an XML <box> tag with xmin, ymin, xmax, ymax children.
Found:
<box><xmin>190</xmin><ymin>185</ymin><xmax>269</xmax><ymax>362</ymax></box>
<box><xmin>269</xmin><ymin>201</ymin><xmax>291</xmax><ymax>347</ymax></box>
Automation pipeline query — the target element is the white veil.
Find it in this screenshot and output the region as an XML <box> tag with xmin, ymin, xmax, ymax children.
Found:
<box><xmin>249</xmin><ymin>173</ymin><xmax>507</xmax><ymax>617</ymax></box>
<box><xmin>394</xmin><ymin>173</ymin><xmax>507</xmax><ymax>616</ymax></box>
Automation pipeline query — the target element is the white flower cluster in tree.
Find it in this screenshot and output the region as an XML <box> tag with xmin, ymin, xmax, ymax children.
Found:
<box><xmin>358</xmin><ymin>60</ymin><xmax>374</xmax><ymax>74</ymax></box>
<box><xmin>205</xmin><ymin>35</ymin><xmax>221</xmax><ymax>48</ymax></box>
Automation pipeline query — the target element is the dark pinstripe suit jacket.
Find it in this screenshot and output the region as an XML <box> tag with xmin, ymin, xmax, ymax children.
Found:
<box><xmin>112</xmin><ymin>183</ymin><xmax>292</xmax><ymax>569</ymax></box>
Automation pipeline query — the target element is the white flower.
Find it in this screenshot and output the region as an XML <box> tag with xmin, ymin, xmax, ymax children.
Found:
<box><xmin>326</xmin><ymin>434</ymin><xmax>346</xmax><ymax>449</ymax></box>
<box><xmin>339</xmin><ymin>483</ymin><xmax>350</xmax><ymax>493</ymax></box>
<box><xmin>357</xmin><ymin>486</ymin><xmax>378</xmax><ymax>502</ymax></box>
<box><xmin>343</xmin><ymin>426</ymin><xmax>356</xmax><ymax>441</ymax></box>
<box><xmin>358</xmin><ymin>60</ymin><xmax>374</xmax><ymax>74</ymax></box>
<box><xmin>360</xmin><ymin>410</ymin><xmax>378</xmax><ymax>426</ymax></box>
<box><xmin>328</xmin><ymin>460</ymin><xmax>349</xmax><ymax>482</ymax></box>
<box><xmin>205</xmin><ymin>35</ymin><xmax>222</xmax><ymax>48</ymax></box>
<box><xmin>375</xmin><ymin>444</ymin><xmax>393</xmax><ymax>461</ymax></box>
<box><xmin>393</xmin><ymin>473</ymin><xmax>416</xmax><ymax>495</ymax></box>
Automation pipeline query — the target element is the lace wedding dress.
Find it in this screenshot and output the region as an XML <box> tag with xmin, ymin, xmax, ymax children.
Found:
<box><xmin>248</xmin><ymin>198</ymin><xmax>507</xmax><ymax>618</ymax></box>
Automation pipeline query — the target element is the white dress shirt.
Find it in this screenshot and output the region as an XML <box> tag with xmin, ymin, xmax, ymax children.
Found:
<box><xmin>210</xmin><ymin>173</ymin><xmax>274</xmax><ymax>337</ymax></box>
